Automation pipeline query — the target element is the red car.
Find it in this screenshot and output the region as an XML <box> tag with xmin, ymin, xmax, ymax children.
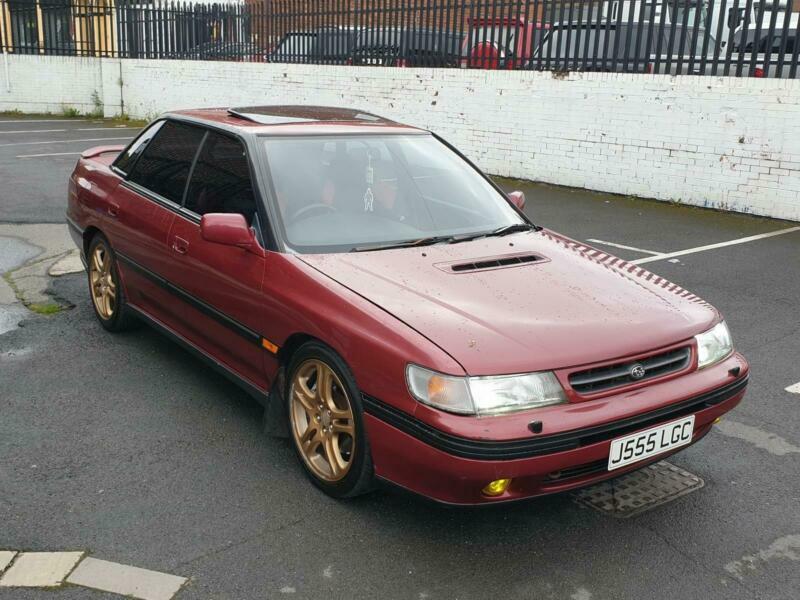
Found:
<box><xmin>67</xmin><ymin>106</ymin><xmax>748</xmax><ymax>505</ymax></box>
<box><xmin>461</xmin><ymin>17</ymin><xmax>550</xmax><ymax>69</ymax></box>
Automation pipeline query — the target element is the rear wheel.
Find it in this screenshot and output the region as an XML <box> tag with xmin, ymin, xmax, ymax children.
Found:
<box><xmin>287</xmin><ymin>342</ymin><xmax>374</xmax><ymax>498</ymax></box>
<box><xmin>87</xmin><ymin>234</ymin><xmax>137</xmax><ymax>332</ymax></box>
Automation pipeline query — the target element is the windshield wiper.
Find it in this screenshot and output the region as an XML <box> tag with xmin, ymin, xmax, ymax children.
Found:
<box><xmin>351</xmin><ymin>235</ymin><xmax>456</xmax><ymax>252</ymax></box>
<box><xmin>350</xmin><ymin>224</ymin><xmax>537</xmax><ymax>252</ymax></box>
<box><xmin>490</xmin><ymin>223</ymin><xmax>538</xmax><ymax>236</ymax></box>
<box><xmin>447</xmin><ymin>223</ymin><xmax>537</xmax><ymax>244</ymax></box>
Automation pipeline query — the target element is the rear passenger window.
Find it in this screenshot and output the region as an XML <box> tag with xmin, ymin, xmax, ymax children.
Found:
<box><xmin>127</xmin><ymin>121</ymin><xmax>205</xmax><ymax>204</ymax></box>
<box><xmin>183</xmin><ymin>132</ymin><xmax>257</xmax><ymax>224</ymax></box>
<box><xmin>113</xmin><ymin>120</ymin><xmax>165</xmax><ymax>175</ymax></box>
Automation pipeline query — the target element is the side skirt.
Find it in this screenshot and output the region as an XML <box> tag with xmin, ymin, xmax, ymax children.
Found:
<box><xmin>126</xmin><ymin>304</ymin><xmax>269</xmax><ymax>406</ymax></box>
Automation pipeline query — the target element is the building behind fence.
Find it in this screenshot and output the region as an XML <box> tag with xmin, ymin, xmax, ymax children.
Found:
<box><xmin>1</xmin><ymin>0</ymin><xmax>800</xmax><ymax>77</ymax></box>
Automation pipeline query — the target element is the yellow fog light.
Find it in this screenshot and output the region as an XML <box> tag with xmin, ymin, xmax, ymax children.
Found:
<box><xmin>482</xmin><ymin>478</ymin><xmax>512</xmax><ymax>497</ymax></box>
<box><xmin>713</xmin><ymin>417</ymin><xmax>722</xmax><ymax>424</ymax></box>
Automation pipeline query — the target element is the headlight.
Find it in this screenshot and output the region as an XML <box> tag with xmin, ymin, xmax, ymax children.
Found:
<box><xmin>406</xmin><ymin>365</ymin><xmax>474</xmax><ymax>414</ymax></box>
<box><xmin>406</xmin><ymin>364</ymin><xmax>567</xmax><ymax>416</ymax></box>
<box><xmin>695</xmin><ymin>321</ymin><xmax>733</xmax><ymax>368</ymax></box>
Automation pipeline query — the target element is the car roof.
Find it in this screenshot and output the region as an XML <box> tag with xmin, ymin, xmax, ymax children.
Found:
<box><xmin>167</xmin><ymin>106</ymin><xmax>425</xmax><ymax>136</ymax></box>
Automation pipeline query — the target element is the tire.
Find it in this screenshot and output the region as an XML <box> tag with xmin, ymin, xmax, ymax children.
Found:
<box><xmin>286</xmin><ymin>341</ymin><xmax>374</xmax><ymax>498</ymax></box>
<box><xmin>86</xmin><ymin>233</ymin><xmax>137</xmax><ymax>332</ymax></box>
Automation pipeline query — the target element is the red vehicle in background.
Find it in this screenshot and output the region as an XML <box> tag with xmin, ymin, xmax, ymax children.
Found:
<box><xmin>461</xmin><ymin>17</ymin><xmax>549</xmax><ymax>69</ymax></box>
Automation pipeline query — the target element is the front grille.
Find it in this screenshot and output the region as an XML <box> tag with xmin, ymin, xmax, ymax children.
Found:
<box><xmin>546</xmin><ymin>459</ymin><xmax>607</xmax><ymax>481</ymax></box>
<box><xmin>569</xmin><ymin>346</ymin><xmax>692</xmax><ymax>395</ymax></box>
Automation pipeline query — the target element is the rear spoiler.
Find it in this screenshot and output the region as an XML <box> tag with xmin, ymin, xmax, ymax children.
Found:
<box><xmin>81</xmin><ymin>145</ymin><xmax>126</xmax><ymax>159</ymax></box>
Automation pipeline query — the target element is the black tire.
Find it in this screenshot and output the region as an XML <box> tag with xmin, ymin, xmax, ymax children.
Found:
<box><xmin>87</xmin><ymin>233</ymin><xmax>138</xmax><ymax>332</ymax></box>
<box><xmin>286</xmin><ymin>341</ymin><xmax>374</xmax><ymax>498</ymax></box>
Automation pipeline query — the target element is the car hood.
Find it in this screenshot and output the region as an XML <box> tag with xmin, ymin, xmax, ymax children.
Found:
<box><xmin>297</xmin><ymin>229</ymin><xmax>718</xmax><ymax>375</ymax></box>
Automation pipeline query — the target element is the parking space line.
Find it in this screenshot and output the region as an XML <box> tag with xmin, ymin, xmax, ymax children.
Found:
<box><xmin>0</xmin><ymin>129</ymin><xmax>69</xmax><ymax>134</ymax></box>
<box><xmin>786</xmin><ymin>382</ymin><xmax>800</xmax><ymax>394</ymax></box>
<box><xmin>0</xmin><ymin>119</ymin><xmax>88</xmax><ymax>123</ymax></box>
<box><xmin>0</xmin><ymin>136</ymin><xmax>133</xmax><ymax>148</ymax></box>
<box><xmin>77</xmin><ymin>127</ymin><xmax>139</xmax><ymax>131</ymax></box>
<box><xmin>586</xmin><ymin>238</ymin><xmax>664</xmax><ymax>255</ymax></box>
<box><xmin>630</xmin><ymin>226</ymin><xmax>800</xmax><ymax>265</ymax></box>
<box><xmin>16</xmin><ymin>151</ymin><xmax>84</xmax><ymax>158</ymax></box>
<box><xmin>714</xmin><ymin>420</ymin><xmax>800</xmax><ymax>456</ymax></box>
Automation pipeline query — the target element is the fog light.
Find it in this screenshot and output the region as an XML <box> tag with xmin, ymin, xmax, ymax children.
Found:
<box><xmin>713</xmin><ymin>417</ymin><xmax>722</xmax><ymax>424</ymax></box>
<box><xmin>482</xmin><ymin>478</ymin><xmax>512</xmax><ymax>497</ymax></box>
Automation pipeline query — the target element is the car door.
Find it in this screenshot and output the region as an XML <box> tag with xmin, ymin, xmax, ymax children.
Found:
<box><xmin>164</xmin><ymin>129</ymin><xmax>270</xmax><ymax>391</ymax></box>
<box><xmin>110</xmin><ymin>120</ymin><xmax>207</xmax><ymax>331</ymax></box>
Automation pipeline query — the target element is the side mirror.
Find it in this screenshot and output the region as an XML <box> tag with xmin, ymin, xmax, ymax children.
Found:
<box><xmin>200</xmin><ymin>213</ymin><xmax>259</xmax><ymax>252</ymax></box>
<box><xmin>508</xmin><ymin>191</ymin><xmax>526</xmax><ymax>210</ymax></box>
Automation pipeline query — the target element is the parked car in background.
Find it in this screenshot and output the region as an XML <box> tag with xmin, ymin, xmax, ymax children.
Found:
<box><xmin>461</xmin><ymin>17</ymin><xmax>549</xmax><ymax>69</ymax></box>
<box><xmin>268</xmin><ymin>27</ymin><xmax>359</xmax><ymax>63</ymax></box>
<box><xmin>172</xmin><ymin>40</ymin><xmax>268</xmax><ymax>62</ymax></box>
<box><xmin>725</xmin><ymin>14</ymin><xmax>799</xmax><ymax>77</ymax></box>
<box><xmin>67</xmin><ymin>105</ymin><xmax>748</xmax><ymax>505</ymax></box>
<box><xmin>534</xmin><ymin>22</ymin><xmax>715</xmax><ymax>74</ymax></box>
<box><xmin>350</xmin><ymin>28</ymin><xmax>463</xmax><ymax>67</ymax></box>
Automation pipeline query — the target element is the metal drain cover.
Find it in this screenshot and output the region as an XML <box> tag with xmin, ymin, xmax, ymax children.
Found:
<box><xmin>572</xmin><ymin>460</ymin><xmax>704</xmax><ymax>518</ymax></box>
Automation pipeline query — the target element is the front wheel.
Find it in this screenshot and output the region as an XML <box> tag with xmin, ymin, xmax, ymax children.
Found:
<box><xmin>286</xmin><ymin>342</ymin><xmax>374</xmax><ymax>498</ymax></box>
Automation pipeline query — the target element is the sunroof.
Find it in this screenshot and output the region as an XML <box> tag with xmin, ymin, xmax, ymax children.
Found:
<box><xmin>228</xmin><ymin>110</ymin><xmax>316</xmax><ymax>125</ymax></box>
<box><xmin>228</xmin><ymin>106</ymin><xmax>386</xmax><ymax>125</ymax></box>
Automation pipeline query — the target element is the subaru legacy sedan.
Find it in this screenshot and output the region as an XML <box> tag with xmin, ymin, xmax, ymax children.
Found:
<box><xmin>66</xmin><ymin>106</ymin><xmax>748</xmax><ymax>504</ymax></box>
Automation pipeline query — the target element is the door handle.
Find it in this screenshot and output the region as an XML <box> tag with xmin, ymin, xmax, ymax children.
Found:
<box><xmin>108</xmin><ymin>203</ymin><xmax>120</xmax><ymax>218</ymax></box>
<box><xmin>172</xmin><ymin>237</ymin><xmax>189</xmax><ymax>255</ymax></box>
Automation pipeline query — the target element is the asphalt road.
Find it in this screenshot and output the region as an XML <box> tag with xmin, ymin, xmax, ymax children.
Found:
<box><xmin>1</xmin><ymin>117</ymin><xmax>799</xmax><ymax>599</ymax></box>
<box><xmin>0</xmin><ymin>116</ymin><xmax>140</xmax><ymax>223</ymax></box>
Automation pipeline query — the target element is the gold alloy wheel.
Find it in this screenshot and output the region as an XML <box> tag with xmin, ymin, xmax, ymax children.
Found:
<box><xmin>89</xmin><ymin>243</ymin><xmax>116</xmax><ymax>320</ymax></box>
<box><xmin>289</xmin><ymin>359</ymin><xmax>356</xmax><ymax>482</ymax></box>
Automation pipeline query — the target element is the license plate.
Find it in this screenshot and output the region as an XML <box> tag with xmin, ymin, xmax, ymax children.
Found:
<box><xmin>608</xmin><ymin>415</ymin><xmax>695</xmax><ymax>471</ymax></box>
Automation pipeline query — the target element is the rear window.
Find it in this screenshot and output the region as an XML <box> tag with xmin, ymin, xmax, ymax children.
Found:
<box><xmin>127</xmin><ymin>121</ymin><xmax>205</xmax><ymax>204</ymax></box>
<box><xmin>112</xmin><ymin>120</ymin><xmax>165</xmax><ymax>175</ymax></box>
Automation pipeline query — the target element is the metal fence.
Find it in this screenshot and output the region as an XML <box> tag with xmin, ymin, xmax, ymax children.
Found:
<box><xmin>1</xmin><ymin>0</ymin><xmax>799</xmax><ymax>77</ymax></box>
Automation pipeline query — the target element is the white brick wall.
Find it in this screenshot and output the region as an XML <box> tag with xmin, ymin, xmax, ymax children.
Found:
<box><xmin>2</xmin><ymin>54</ymin><xmax>799</xmax><ymax>221</ymax></box>
<box><xmin>0</xmin><ymin>55</ymin><xmax>103</xmax><ymax>115</ymax></box>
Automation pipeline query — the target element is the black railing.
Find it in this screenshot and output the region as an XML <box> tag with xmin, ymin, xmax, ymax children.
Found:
<box><xmin>0</xmin><ymin>0</ymin><xmax>798</xmax><ymax>77</ymax></box>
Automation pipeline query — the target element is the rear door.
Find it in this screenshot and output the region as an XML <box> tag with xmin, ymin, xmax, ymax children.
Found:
<box><xmin>164</xmin><ymin>129</ymin><xmax>270</xmax><ymax>390</ymax></box>
<box><xmin>111</xmin><ymin>120</ymin><xmax>206</xmax><ymax>329</ymax></box>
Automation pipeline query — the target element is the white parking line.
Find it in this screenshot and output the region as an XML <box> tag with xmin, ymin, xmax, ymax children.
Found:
<box><xmin>714</xmin><ymin>420</ymin><xmax>800</xmax><ymax>456</ymax></box>
<box><xmin>0</xmin><ymin>128</ymin><xmax>135</xmax><ymax>134</ymax></box>
<box><xmin>786</xmin><ymin>382</ymin><xmax>800</xmax><ymax>394</ymax></box>
<box><xmin>0</xmin><ymin>136</ymin><xmax>133</xmax><ymax>148</ymax></box>
<box><xmin>586</xmin><ymin>238</ymin><xmax>664</xmax><ymax>255</ymax></box>
<box><xmin>0</xmin><ymin>129</ymin><xmax>70</xmax><ymax>134</ymax></box>
<box><xmin>0</xmin><ymin>119</ymin><xmax>88</xmax><ymax>123</ymax></box>
<box><xmin>630</xmin><ymin>226</ymin><xmax>800</xmax><ymax>265</ymax></box>
<box><xmin>17</xmin><ymin>151</ymin><xmax>85</xmax><ymax>159</ymax></box>
<box><xmin>16</xmin><ymin>151</ymin><xmax>84</xmax><ymax>158</ymax></box>
<box><xmin>77</xmin><ymin>127</ymin><xmax>139</xmax><ymax>131</ymax></box>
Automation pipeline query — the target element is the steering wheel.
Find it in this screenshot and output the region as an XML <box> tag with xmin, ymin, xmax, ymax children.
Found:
<box><xmin>291</xmin><ymin>203</ymin><xmax>336</xmax><ymax>222</ymax></box>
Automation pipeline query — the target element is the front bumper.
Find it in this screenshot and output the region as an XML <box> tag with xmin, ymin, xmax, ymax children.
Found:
<box><xmin>364</xmin><ymin>355</ymin><xmax>748</xmax><ymax>505</ymax></box>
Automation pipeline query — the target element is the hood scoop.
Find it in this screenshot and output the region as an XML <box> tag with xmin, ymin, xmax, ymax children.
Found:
<box><xmin>437</xmin><ymin>252</ymin><xmax>547</xmax><ymax>274</ymax></box>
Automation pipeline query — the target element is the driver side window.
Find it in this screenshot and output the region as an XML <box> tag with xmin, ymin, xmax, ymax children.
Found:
<box><xmin>184</xmin><ymin>131</ymin><xmax>257</xmax><ymax>224</ymax></box>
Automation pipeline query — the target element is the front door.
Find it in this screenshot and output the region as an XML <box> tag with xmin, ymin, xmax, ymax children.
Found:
<box><xmin>163</xmin><ymin>130</ymin><xmax>270</xmax><ymax>391</ymax></box>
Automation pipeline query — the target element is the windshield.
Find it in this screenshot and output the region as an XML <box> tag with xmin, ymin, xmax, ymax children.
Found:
<box><xmin>262</xmin><ymin>134</ymin><xmax>525</xmax><ymax>253</ymax></box>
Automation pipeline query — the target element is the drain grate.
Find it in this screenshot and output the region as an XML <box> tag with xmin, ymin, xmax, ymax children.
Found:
<box><xmin>572</xmin><ymin>460</ymin><xmax>704</xmax><ymax>518</ymax></box>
